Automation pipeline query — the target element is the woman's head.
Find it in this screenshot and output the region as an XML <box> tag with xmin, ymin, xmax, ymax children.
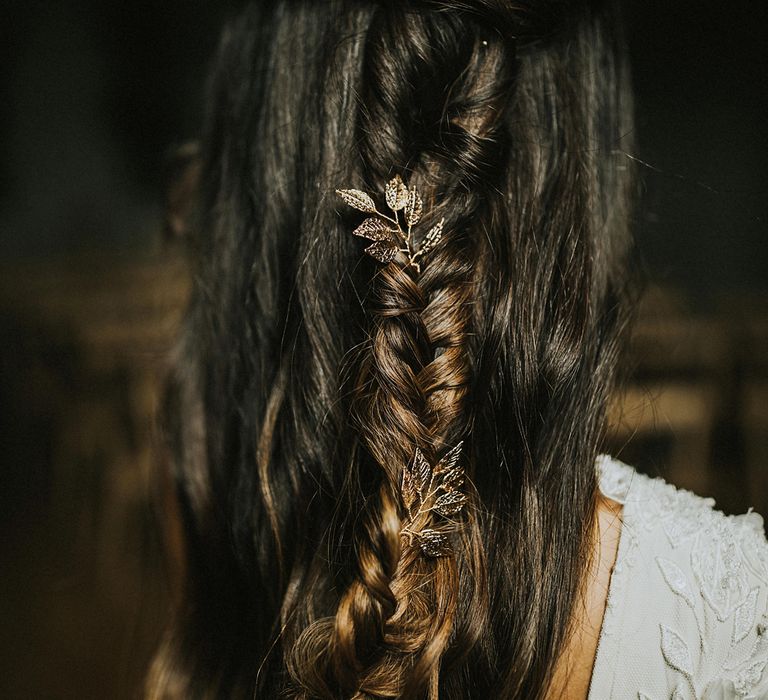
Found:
<box><xmin>149</xmin><ymin>1</ymin><xmax>636</xmax><ymax>698</ymax></box>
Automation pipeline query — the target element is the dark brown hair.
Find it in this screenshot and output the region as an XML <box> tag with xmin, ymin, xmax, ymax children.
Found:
<box><xmin>147</xmin><ymin>1</ymin><xmax>636</xmax><ymax>697</ymax></box>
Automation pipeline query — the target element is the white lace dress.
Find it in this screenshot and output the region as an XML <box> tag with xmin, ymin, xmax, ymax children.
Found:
<box><xmin>588</xmin><ymin>455</ymin><xmax>768</xmax><ymax>700</ymax></box>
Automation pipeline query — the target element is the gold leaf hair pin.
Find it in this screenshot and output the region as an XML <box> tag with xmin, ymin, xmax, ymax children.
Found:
<box><xmin>400</xmin><ymin>442</ymin><xmax>467</xmax><ymax>557</ymax></box>
<box><xmin>336</xmin><ymin>174</ymin><xmax>444</xmax><ymax>273</ymax></box>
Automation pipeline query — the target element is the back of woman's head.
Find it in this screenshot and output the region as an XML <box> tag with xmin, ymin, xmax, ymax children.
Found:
<box><xmin>147</xmin><ymin>1</ymin><xmax>635</xmax><ymax>698</ymax></box>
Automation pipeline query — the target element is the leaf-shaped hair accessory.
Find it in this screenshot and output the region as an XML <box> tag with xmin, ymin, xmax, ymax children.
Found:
<box><xmin>414</xmin><ymin>529</ymin><xmax>452</xmax><ymax>558</ymax></box>
<box><xmin>352</xmin><ymin>217</ymin><xmax>397</xmax><ymax>242</ymax></box>
<box><xmin>364</xmin><ymin>240</ymin><xmax>399</xmax><ymax>264</ymax></box>
<box><xmin>385</xmin><ymin>174</ymin><xmax>408</xmax><ymax>211</ymax></box>
<box><xmin>399</xmin><ymin>441</ymin><xmax>467</xmax><ymax>557</ymax></box>
<box><xmin>421</xmin><ymin>219</ymin><xmax>444</xmax><ymax>255</ymax></box>
<box><xmin>434</xmin><ymin>441</ymin><xmax>462</xmax><ymax>475</ymax></box>
<box><xmin>336</xmin><ymin>189</ymin><xmax>377</xmax><ymax>213</ymax></box>
<box><xmin>434</xmin><ymin>491</ymin><xmax>466</xmax><ymax>517</ymax></box>
<box><xmin>411</xmin><ymin>448</ymin><xmax>432</xmax><ymax>502</ymax></box>
<box><xmin>336</xmin><ymin>174</ymin><xmax>445</xmax><ymax>273</ymax></box>
<box><xmin>404</xmin><ymin>186</ymin><xmax>422</xmax><ymax>227</ymax></box>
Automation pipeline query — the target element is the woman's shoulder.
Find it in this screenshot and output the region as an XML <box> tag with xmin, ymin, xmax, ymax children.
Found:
<box><xmin>589</xmin><ymin>455</ymin><xmax>768</xmax><ymax>700</ymax></box>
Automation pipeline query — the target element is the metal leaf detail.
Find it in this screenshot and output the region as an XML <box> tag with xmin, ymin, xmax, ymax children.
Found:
<box><xmin>353</xmin><ymin>217</ymin><xmax>396</xmax><ymax>242</ymax></box>
<box><xmin>336</xmin><ymin>189</ymin><xmax>377</xmax><ymax>213</ymax></box>
<box><xmin>385</xmin><ymin>175</ymin><xmax>408</xmax><ymax>211</ymax></box>
<box><xmin>434</xmin><ymin>491</ymin><xmax>467</xmax><ymax>517</ymax></box>
<box><xmin>405</xmin><ymin>187</ymin><xmax>422</xmax><ymax>227</ymax></box>
<box><xmin>440</xmin><ymin>467</ymin><xmax>464</xmax><ymax>490</ymax></box>
<box><xmin>364</xmin><ymin>240</ymin><xmax>398</xmax><ymax>263</ymax></box>
<box><xmin>401</xmin><ymin>464</ymin><xmax>417</xmax><ymax>513</ymax></box>
<box><xmin>416</xmin><ymin>529</ymin><xmax>452</xmax><ymax>557</ymax></box>
<box><xmin>434</xmin><ymin>441</ymin><xmax>463</xmax><ymax>475</ymax></box>
<box><xmin>427</xmin><ymin>219</ymin><xmax>443</xmax><ymax>239</ymax></box>
<box><xmin>411</xmin><ymin>448</ymin><xmax>432</xmax><ymax>499</ymax></box>
<box><xmin>399</xmin><ymin>442</ymin><xmax>466</xmax><ymax>557</ymax></box>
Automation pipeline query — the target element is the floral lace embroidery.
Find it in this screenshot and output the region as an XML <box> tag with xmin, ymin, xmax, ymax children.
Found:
<box><xmin>593</xmin><ymin>456</ymin><xmax>768</xmax><ymax>700</ymax></box>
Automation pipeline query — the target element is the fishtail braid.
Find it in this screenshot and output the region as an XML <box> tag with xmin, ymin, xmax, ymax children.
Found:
<box><xmin>288</xmin><ymin>4</ymin><xmax>517</xmax><ymax>698</ymax></box>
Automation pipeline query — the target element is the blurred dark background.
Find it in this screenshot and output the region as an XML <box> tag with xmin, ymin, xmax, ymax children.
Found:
<box><xmin>0</xmin><ymin>1</ymin><xmax>765</xmax><ymax>698</ymax></box>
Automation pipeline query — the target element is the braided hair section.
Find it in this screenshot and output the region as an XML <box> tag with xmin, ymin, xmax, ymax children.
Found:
<box><xmin>287</xmin><ymin>4</ymin><xmax>517</xmax><ymax>698</ymax></box>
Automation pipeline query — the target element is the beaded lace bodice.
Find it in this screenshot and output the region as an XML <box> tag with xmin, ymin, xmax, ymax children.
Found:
<box><xmin>588</xmin><ymin>456</ymin><xmax>768</xmax><ymax>700</ymax></box>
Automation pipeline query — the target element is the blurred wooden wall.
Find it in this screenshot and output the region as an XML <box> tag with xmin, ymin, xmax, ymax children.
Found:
<box><xmin>0</xmin><ymin>251</ymin><xmax>189</xmax><ymax>699</ymax></box>
<box><xmin>606</xmin><ymin>286</ymin><xmax>768</xmax><ymax>515</ymax></box>
<box><xmin>0</xmin><ymin>251</ymin><xmax>765</xmax><ymax>698</ymax></box>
